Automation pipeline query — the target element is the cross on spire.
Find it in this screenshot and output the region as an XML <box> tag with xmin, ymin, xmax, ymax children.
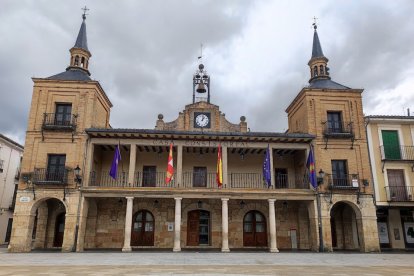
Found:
<box><xmin>312</xmin><ymin>16</ymin><xmax>318</xmax><ymax>30</ymax></box>
<box><xmin>82</xmin><ymin>6</ymin><xmax>89</xmax><ymax>20</ymax></box>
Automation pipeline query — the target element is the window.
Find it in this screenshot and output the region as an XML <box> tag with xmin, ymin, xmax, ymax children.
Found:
<box><xmin>313</xmin><ymin>66</ymin><xmax>318</xmax><ymax>77</ymax></box>
<box><xmin>327</xmin><ymin>111</ymin><xmax>343</xmax><ymax>133</ymax></box>
<box><xmin>387</xmin><ymin>169</ymin><xmax>407</xmax><ymax>201</ymax></box>
<box><xmin>331</xmin><ymin>160</ymin><xmax>348</xmax><ymax>187</ymax></box>
<box><xmin>193</xmin><ymin>167</ymin><xmax>207</xmax><ymax>187</ymax></box>
<box><xmin>46</xmin><ymin>154</ymin><xmax>66</xmax><ymax>182</ymax></box>
<box><xmin>142</xmin><ymin>166</ymin><xmax>156</xmax><ymax>187</ymax></box>
<box><xmin>381</xmin><ymin>130</ymin><xmax>401</xmax><ymax>159</ymax></box>
<box><xmin>54</xmin><ymin>104</ymin><xmax>72</xmax><ymax>126</ymax></box>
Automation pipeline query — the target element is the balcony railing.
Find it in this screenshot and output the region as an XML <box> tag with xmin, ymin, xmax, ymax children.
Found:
<box><xmin>88</xmin><ymin>171</ymin><xmax>310</xmax><ymax>190</ymax></box>
<box><xmin>89</xmin><ymin>171</ymin><xmax>129</xmax><ymax>187</ymax></box>
<box><xmin>385</xmin><ymin>186</ymin><xmax>414</xmax><ymax>202</ymax></box>
<box><xmin>32</xmin><ymin>168</ymin><xmax>69</xmax><ymax>185</ymax></box>
<box><xmin>0</xmin><ymin>160</ymin><xmax>4</xmax><ymax>173</ymax></box>
<box><xmin>380</xmin><ymin>145</ymin><xmax>414</xmax><ymax>161</ymax></box>
<box><xmin>327</xmin><ymin>174</ymin><xmax>360</xmax><ymax>189</ymax></box>
<box><xmin>323</xmin><ymin>121</ymin><xmax>353</xmax><ymax>137</ymax></box>
<box><xmin>42</xmin><ymin>113</ymin><xmax>77</xmax><ymax>130</ymax></box>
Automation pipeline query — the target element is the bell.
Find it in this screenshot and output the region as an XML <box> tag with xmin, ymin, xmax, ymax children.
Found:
<box><xmin>196</xmin><ymin>81</ymin><xmax>206</xmax><ymax>93</ymax></box>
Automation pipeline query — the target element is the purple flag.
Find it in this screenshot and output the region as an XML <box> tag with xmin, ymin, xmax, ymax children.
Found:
<box><xmin>109</xmin><ymin>144</ymin><xmax>121</xmax><ymax>179</ymax></box>
<box><xmin>263</xmin><ymin>145</ymin><xmax>271</xmax><ymax>187</ymax></box>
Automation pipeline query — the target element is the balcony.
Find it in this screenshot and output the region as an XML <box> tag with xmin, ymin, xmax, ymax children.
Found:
<box><xmin>42</xmin><ymin>113</ymin><xmax>77</xmax><ymax>131</ymax></box>
<box><xmin>327</xmin><ymin>174</ymin><xmax>360</xmax><ymax>190</ymax></box>
<box><xmin>88</xmin><ymin>171</ymin><xmax>309</xmax><ymax>190</ymax></box>
<box><xmin>32</xmin><ymin>168</ymin><xmax>69</xmax><ymax>185</ymax></box>
<box><xmin>380</xmin><ymin>145</ymin><xmax>414</xmax><ymax>161</ymax></box>
<box><xmin>323</xmin><ymin>121</ymin><xmax>353</xmax><ymax>137</ymax></box>
<box><xmin>385</xmin><ymin>186</ymin><xmax>414</xmax><ymax>202</ymax></box>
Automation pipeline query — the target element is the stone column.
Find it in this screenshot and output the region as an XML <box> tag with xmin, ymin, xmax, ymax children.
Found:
<box><xmin>268</xmin><ymin>199</ymin><xmax>279</xmax><ymax>252</ymax></box>
<box><xmin>221</xmin><ymin>198</ymin><xmax>230</xmax><ymax>252</ymax></box>
<box><xmin>62</xmin><ymin>213</ymin><xmax>77</xmax><ymax>252</ymax></box>
<box><xmin>84</xmin><ymin>141</ymin><xmax>95</xmax><ymax>187</ymax></box>
<box><xmin>177</xmin><ymin>145</ymin><xmax>183</xmax><ymax>187</ymax></box>
<box><xmin>76</xmin><ymin>197</ymin><xmax>89</xmax><ymax>252</ymax></box>
<box><xmin>122</xmin><ymin>197</ymin><xmax>134</xmax><ymax>252</ymax></box>
<box><xmin>173</xmin><ymin>197</ymin><xmax>182</xmax><ymax>252</ymax></box>
<box><xmin>222</xmin><ymin>146</ymin><xmax>228</xmax><ymax>188</ymax></box>
<box><xmin>8</xmin><ymin>213</ymin><xmax>35</xmax><ymax>252</ymax></box>
<box><xmin>128</xmin><ymin>145</ymin><xmax>137</xmax><ymax>186</ymax></box>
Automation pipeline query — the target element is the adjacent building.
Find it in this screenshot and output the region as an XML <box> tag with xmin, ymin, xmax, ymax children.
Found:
<box><xmin>0</xmin><ymin>134</ymin><xmax>23</xmax><ymax>244</ymax></box>
<box><xmin>366</xmin><ymin>115</ymin><xmax>414</xmax><ymax>250</ymax></box>
<box><xmin>8</xmin><ymin>14</ymin><xmax>380</xmax><ymax>253</ymax></box>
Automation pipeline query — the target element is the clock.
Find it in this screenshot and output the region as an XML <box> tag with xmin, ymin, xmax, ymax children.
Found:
<box><xmin>194</xmin><ymin>112</ymin><xmax>211</xmax><ymax>128</ymax></box>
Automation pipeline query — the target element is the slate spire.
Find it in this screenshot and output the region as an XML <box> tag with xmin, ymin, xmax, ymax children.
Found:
<box><xmin>311</xmin><ymin>24</ymin><xmax>324</xmax><ymax>59</ymax></box>
<box><xmin>74</xmin><ymin>13</ymin><xmax>89</xmax><ymax>51</ymax></box>
<box><xmin>308</xmin><ymin>22</ymin><xmax>330</xmax><ymax>82</ymax></box>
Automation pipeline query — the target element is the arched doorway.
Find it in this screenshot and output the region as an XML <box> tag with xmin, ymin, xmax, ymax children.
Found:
<box><xmin>187</xmin><ymin>210</ymin><xmax>210</xmax><ymax>246</ymax></box>
<box><xmin>53</xmin><ymin>212</ymin><xmax>65</xmax><ymax>247</ymax></box>
<box><xmin>243</xmin><ymin>210</ymin><xmax>267</xmax><ymax>247</ymax></box>
<box><xmin>131</xmin><ymin>210</ymin><xmax>154</xmax><ymax>246</ymax></box>
<box><xmin>330</xmin><ymin>202</ymin><xmax>360</xmax><ymax>250</ymax></box>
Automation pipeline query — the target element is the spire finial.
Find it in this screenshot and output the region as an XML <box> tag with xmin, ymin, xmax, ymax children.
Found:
<box><xmin>312</xmin><ymin>16</ymin><xmax>318</xmax><ymax>30</ymax></box>
<box><xmin>82</xmin><ymin>6</ymin><xmax>89</xmax><ymax>20</ymax></box>
<box><xmin>197</xmin><ymin>43</ymin><xmax>204</xmax><ymax>61</ymax></box>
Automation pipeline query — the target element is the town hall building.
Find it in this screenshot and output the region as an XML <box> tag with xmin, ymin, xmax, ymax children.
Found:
<box><xmin>9</xmin><ymin>13</ymin><xmax>380</xmax><ymax>253</ymax></box>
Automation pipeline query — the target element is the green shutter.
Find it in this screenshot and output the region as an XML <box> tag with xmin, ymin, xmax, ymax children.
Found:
<box><xmin>381</xmin><ymin>130</ymin><xmax>401</xmax><ymax>159</ymax></box>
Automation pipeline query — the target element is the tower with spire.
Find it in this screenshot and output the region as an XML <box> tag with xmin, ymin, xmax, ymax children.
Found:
<box><xmin>285</xmin><ymin>22</ymin><xmax>379</xmax><ymax>253</ymax></box>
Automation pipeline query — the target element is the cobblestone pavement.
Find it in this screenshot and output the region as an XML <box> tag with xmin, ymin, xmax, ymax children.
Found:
<box><xmin>0</xmin><ymin>248</ymin><xmax>413</xmax><ymax>275</ymax></box>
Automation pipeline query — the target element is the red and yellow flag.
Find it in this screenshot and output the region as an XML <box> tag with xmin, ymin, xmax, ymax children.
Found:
<box><xmin>216</xmin><ymin>144</ymin><xmax>223</xmax><ymax>187</ymax></box>
<box><xmin>165</xmin><ymin>144</ymin><xmax>174</xmax><ymax>185</ymax></box>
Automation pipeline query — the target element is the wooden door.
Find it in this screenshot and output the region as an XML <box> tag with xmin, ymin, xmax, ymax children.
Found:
<box><xmin>131</xmin><ymin>210</ymin><xmax>154</xmax><ymax>246</ymax></box>
<box><xmin>53</xmin><ymin>213</ymin><xmax>65</xmax><ymax>247</ymax></box>
<box><xmin>387</xmin><ymin>169</ymin><xmax>407</xmax><ymax>201</ymax></box>
<box><xmin>193</xmin><ymin>167</ymin><xmax>207</xmax><ymax>187</ymax></box>
<box><xmin>243</xmin><ymin>211</ymin><xmax>267</xmax><ymax>247</ymax></box>
<box><xmin>275</xmin><ymin>168</ymin><xmax>288</xmax><ymax>188</ymax></box>
<box><xmin>142</xmin><ymin>166</ymin><xmax>156</xmax><ymax>187</ymax></box>
<box><xmin>187</xmin><ymin>210</ymin><xmax>200</xmax><ymax>246</ymax></box>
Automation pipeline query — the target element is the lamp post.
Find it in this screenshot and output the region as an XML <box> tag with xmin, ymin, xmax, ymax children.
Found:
<box><xmin>316</xmin><ymin>168</ymin><xmax>325</xmax><ymax>252</ymax></box>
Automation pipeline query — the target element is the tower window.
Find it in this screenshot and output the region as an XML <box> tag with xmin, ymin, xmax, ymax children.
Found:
<box><xmin>81</xmin><ymin>57</ymin><xmax>85</xmax><ymax>68</ymax></box>
<box><xmin>313</xmin><ymin>66</ymin><xmax>318</xmax><ymax>77</ymax></box>
<box><xmin>320</xmin><ymin>65</ymin><xmax>324</xmax><ymax>75</ymax></box>
<box><xmin>74</xmin><ymin>56</ymin><xmax>79</xmax><ymax>66</ymax></box>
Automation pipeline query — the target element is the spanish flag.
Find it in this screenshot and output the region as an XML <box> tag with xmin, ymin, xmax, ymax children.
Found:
<box><xmin>165</xmin><ymin>144</ymin><xmax>174</xmax><ymax>185</ymax></box>
<box><xmin>216</xmin><ymin>144</ymin><xmax>223</xmax><ymax>187</ymax></box>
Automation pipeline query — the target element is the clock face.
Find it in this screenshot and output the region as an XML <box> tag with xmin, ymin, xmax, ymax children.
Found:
<box><xmin>194</xmin><ymin>112</ymin><xmax>211</xmax><ymax>128</ymax></box>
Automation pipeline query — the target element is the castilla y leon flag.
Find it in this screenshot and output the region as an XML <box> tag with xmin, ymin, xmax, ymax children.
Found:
<box><xmin>165</xmin><ymin>144</ymin><xmax>174</xmax><ymax>185</ymax></box>
<box><xmin>216</xmin><ymin>144</ymin><xmax>223</xmax><ymax>187</ymax></box>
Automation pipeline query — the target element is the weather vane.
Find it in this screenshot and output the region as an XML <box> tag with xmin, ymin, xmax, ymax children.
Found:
<box><xmin>82</xmin><ymin>6</ymin><xmax>89</xmax><ymax>19</ymax></box>
<box><xmin>312</xmin><ymin>16</ymin><xmax>318</xmax><ymax>29</ymax></box>
<box><xmin>198</xmin><ymin>43</ymin><xmax>203</xmax><ymax>61</ymax></box>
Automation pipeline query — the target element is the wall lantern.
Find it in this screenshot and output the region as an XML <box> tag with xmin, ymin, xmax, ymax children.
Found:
<box><xmin>317</xmin><ymin>169</ymin><xmax>325</xmax><ymax>185</ymax></box>
<box><xmin>197</xmin><ymin>200</ymin><xmax>203</xmax><ymax>209</ymax></box>
<box><xmin>74</xmin><ymin>165</ymin><xmax>82</xmax><ymax>184</ymax></box>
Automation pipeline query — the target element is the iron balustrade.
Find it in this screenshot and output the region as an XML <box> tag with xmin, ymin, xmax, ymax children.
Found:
<box><xmin>385</xmin><ymin>186</ymin><xmax>414</xmax><ymax>202</ymax></box>
<box><xmin>323</xmin><ymin>121</ymin><xmax>353</xmax><ymax>136</ymax></box>
<box><xmin>134</xmin><ymin>171</ymin><xmax>174</xmax><ymax>187</ymax></box>
<box><xmin>327</xmin><ymin>173</ymin><xmax>360</xmax><ymax>189</ymax></box>
<box><xmin>42</xmin><ymin>113</ymin><xmax>77</xmax><ymax>129</ymax></box>
<box><xmin>182</xmin><ymin>171</ymin><xmax>217</xmax><ymax>188</ymax></box>
<box><xmin>32</xmin><ymin>168</ymin><xmax>69</xmax><ymax>185</ymax></box>
<box><xmin>380</xmin><ymin>145</ymin><xmax>414</xmax><ymax>161</ymax></box>
<box><xmin>274</xmin><ymin>174</ymin><xmax>309</xmax><ymax>189</ymax></box>
<box><xmin>89</xmin><ymin>171</ymin><xmax>129</xmax><ymax>187</ymax></box>
<box><xmin>229</xmin><ymin>173</ymin><xmax>264</xmax><ymax>189</ymax></box>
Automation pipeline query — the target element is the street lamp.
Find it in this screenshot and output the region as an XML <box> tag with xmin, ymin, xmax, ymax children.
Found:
<box><xmin>317</xmin><ymin>169</ymin><xmax>325</xmax><ymax>185</ymax></box>
<box><xmin>74</xmin><ymin>165</ymin><xmax>82</xmax><ymax>184</ymax></box>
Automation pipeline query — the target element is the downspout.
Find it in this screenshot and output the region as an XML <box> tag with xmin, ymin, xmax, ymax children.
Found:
<box><xmin>364</xmin><ymin>117</ymin><xmax>377</xmax><ymax>205</ymax></box>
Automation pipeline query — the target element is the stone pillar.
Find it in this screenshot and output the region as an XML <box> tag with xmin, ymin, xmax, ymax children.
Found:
<box><xmin>268</xmin><ymin>199</ymin><xmax>279</xmax><ymax>252</ymax></box>
<box><xmin>177</xmin><ymin>145</ymin><xmax>183</xmax><ymax>187</ymax></box>
<box><xmin>84</xmin><ymin>141</ymin><xmax>95</xmax><ymax>187</ymax></box>
<box><xmin>173</xmin><ymin>197</ymin><xmax>182</xmax><ymax>252</ymax></box>
<box><xmin>222</xmin><ymin>146</ymin><xmax>228</xmax><ymax>188</ymax></box>
<box><xmin>8</xmin><ymin>213</ymin><xmax>35</xmax><ymax>252</ymax></box>
<box><xmin>221</xmin><ymin>198</ymin><xmax>230</xmax><ymax>252</ymax></box>
<box><xmin>61</xmin><ymin>213</ymin><xmax>77</xmax><ymax>252</ymax></box>
<box><xmin>76</xmin><ymin>197</ymin><xmax>89</xmax><ymax>252</ymax></box>
<box><xmin>122</xmin><ymin>197</ymin><xmax>134</xmax><ymax>252</ymax></box>
<box><xmin>32</xmin><ymin>204</ymin><xmax>48</xmax><ymax>249</ymax></box>
<box><xmin>128</xmin><ymin>144</ymin><xmax>137</xmax><ymax>186</ymax></box>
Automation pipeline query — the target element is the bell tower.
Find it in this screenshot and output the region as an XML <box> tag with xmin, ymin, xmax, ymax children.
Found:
<box><xmin>308</xmin><ymin>22</ymin><xmax>330</xmax><ymax>82</ymax></box>
<box><xmin>193</xmin><ymin>63</ymin><xmax>211</xmax><ymax>103</ymax></box>
<box><xmin>67</xmin><ymin>7</ymin><xmax>91</xmax><ymax>75</ymax></box>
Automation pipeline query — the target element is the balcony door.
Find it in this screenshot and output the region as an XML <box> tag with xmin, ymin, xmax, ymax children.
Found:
<box><xmin>382</xmin><ymin>130</ymin><xmax>401</xmax><ymax>159</ymax></box>
<box><xmin>327</xmin><ymin>111</ymin><xmax>343</xmax><ymax>133</ymax></box>
<box><xmin>331</xmin><ymin>160</ymin><xmax>348</xmax><ymax>187</ymax></box>
<box><xmin>55</xmin><ymin>103</ymin><xmax>72</xmax><ymax>126</ymax></box>
<box><xmin>187</xmin><ymin>210</ymin><xmax>210</xmax><ymax>246</ymax></box>
<box><xmin>243</xmin><ymin>211</ymin><xmax>267</xmax><ymax>247</ymax></box>
<box><xmin>142</xmin><ymin>166</ymin><xmax>156</xmax><ymax>187</ymax></box>
<box><xmin>193</xmin><ymin>167</ymin><xmax>207</xmax><ymax>187</ymax></box>
<box><xmin>275</xmin><ymin>168</ymin><xmax>288</xmax><ymax>188</ymax></box>
<box><xmin>131</xmin><ymin>210</ymin><xmax>154</xmax><ymax>246</ymax></box>
<box><xmin>47</xmin><ymin>154</ymin><xmax>66</xmax><ymax>182</ymax></box>
<box><xmin>387</xmin><ymin>169</ymin><xmax>407</xmax><ymax>201</ymax></box>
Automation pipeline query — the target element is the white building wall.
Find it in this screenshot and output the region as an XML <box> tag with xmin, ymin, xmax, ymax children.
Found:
<box><xmin>0</xmin><ymin>134</ymin><xmax>23</xmax><ymax>244</ymax></box>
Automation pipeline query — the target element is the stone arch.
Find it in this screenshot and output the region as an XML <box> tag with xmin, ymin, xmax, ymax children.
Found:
<box><xmin>329</xmin><ymin>201</ymin><xmax>362</xmax><ymax>251</ymax></box>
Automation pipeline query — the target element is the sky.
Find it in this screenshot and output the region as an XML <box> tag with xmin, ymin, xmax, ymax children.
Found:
<box><xmin>1</xmin><ymin>0</ymin><xmax>414</xmax><ymax>145</ymax></box>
